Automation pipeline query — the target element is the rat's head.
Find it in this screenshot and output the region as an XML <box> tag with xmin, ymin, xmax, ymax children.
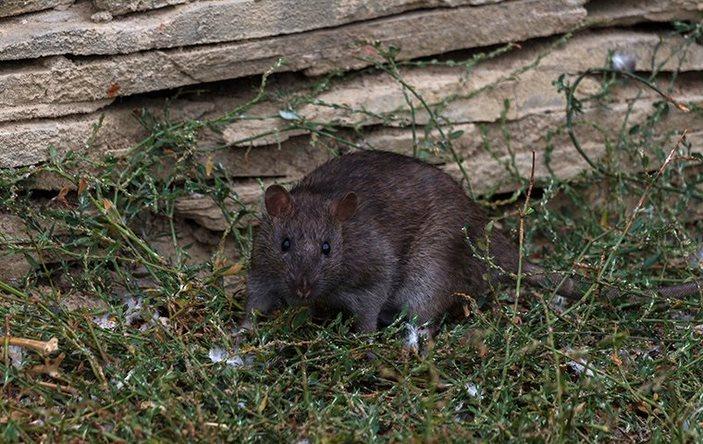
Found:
<box><xmin>261</xmin><ymin>184</ymin><xmax>358</xmax><ymax>302</ymax></box>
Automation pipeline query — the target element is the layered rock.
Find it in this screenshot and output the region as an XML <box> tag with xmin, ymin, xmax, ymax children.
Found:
<box><xmin>92</xmin><ymin>0</ymin><xmax>186</xmax><ymax>15</ymax></box>
<box><xmin>1</xmin><ymin>0</ymin><xmax>699</xmax><ymax>121</ymax></box>
<box><xmin>0</xmin><ymin>0</ymin><xmax>587</xmax><ymax>122</ymax></box>
<box><xmin>1</xmin><ymin>0</ymin><xmax>513</xmax><ymax>60</ymax></box>
<box><xmin>0</xmin><ymin>0</ymin><xmax>73</xmax><ymax>18</ymax></box>
<box><xmin>173</xmin><ymin>93</ymin><xmax>703</xmax><ymax>231</ymax></box>
<box><xmin>222</xmin><ymin>30</ymin><xmax>703</xmax><ymax>146</ymax></box>
<box><xmin>4</xmin><ymin>30</ymin><xmax>701</xmax><ymax>169</ymax></box>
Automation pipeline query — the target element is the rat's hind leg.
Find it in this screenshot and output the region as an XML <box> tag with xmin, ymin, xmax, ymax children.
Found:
<box><xmin>388</xmin><ymin>226</ymin><xmax>480</xmax><ymax>346</ymax></box>
<box><xmin>392</xmin><ymin>256</ymin><xmax>461</xmax><ymax>330</ymax></box>
<box><xmin>390</xmin><ymin>255</ymin><xmax>466</xmax><ymax>355</ymax></box>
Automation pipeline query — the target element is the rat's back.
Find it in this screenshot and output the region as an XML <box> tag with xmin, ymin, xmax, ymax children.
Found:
<box><xmin>296</xmin><ymin>150</ymin><xmax>460</xmax><ymax>199</ymax></box>
<box><xmin>293</xmin><ymin>150</ymin><xmax>477</xmax><ymax>241</ymax></box>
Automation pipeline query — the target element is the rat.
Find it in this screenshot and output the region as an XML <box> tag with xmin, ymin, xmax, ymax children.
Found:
<box><xmin>242</xmin><ymin>150</ymin><xmax>702</xmax><ymax>334</ymax></box>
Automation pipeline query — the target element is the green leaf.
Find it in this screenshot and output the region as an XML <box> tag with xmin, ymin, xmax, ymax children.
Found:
<box><xmin>290</xmin><ymin>308</ymin><xmax>311</xmax><ymax>331</ymax></box>
<box><xmin>449</xmin><ymin>130</ymin><xmax>465</xmax><ymax>140</ymax></box>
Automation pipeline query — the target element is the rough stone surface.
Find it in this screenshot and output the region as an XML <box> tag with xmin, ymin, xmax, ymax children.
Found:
<box><xmin>0</xmin><ymin>254</ymin><xmax>32</xmax><ymax>283</ymax></box>
<box><xmin>214</xmin><ymin>88</ymin><xmax>703</xmax><ymax>197</ymax></box>
<box><xmin>0</xmin><ymin>213</ymin><xmax>30</xmax><ymax>243</ymax></box>
<box><xmin>587</xmin><ymin>0</ymin><xmax>703</xmax><ymax>26</ymax></box>
<box><xmin>174</xmin><ymin>181</ymin><xmax>270</xmax><ymax>231</ymax></box>
<box><xmin>0</xmin><ymin>109</ymin><xmax>147</xmax><ymax>168</ymax></box>
<box><xmin>0</xmin><ymin>95</ymin><xmax>223</xmax><ymax>168</ymax></box>
<box><xmin>2</xmin><ymin>59</ymin><xmax>701</xmax><ymax>175</ymax></box>
<box><xmin>0</xmin><ymin>213</ymin><xmax>54</xmax><ymax>283</ymax></box>
<box><xmin>1</xmin><ymin>0</ymin><xmax>511</xmax><ymax>61</ymax></box>
<box><xmin>0</xmin><ymin>99</ymin><xmax>114</xmax><ymax>123</ymax></box>
<box><xmin>223</xmin><ymin>31</ymin><xmax>703</xmax><ymax>146</ymax></box>
<box><xmin>92</xmin><ymin>0</ymin><xmax>186</xmax><ymax>15</ymax></box>
<box><xmin>206</xmin><ymin>136</ymin><xmax>333</xmax><ymax>179</ymax></box>
<box><xmin>0</xmin><ymin>0</ymin><xmax>72</xmax><ymax>18</ymax></box>
<box><xmin>3</xmin><ymin>0</ymin><xmax>698</xmax><ymax>62</ymax></box>
<box><xmin>0</xmin><ymin>0</ymin><xmax>587</xmax><ymax>109</ymax></box>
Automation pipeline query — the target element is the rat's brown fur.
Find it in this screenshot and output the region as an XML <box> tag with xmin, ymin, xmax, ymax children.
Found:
<box><xmin>244</xmin><ymin>150</ymin><xmax>702</xmax><ymax>333</ymax></box>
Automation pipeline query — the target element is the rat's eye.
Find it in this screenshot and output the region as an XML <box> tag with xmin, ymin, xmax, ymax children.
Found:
<box><xmin>321</xmin><ymin>241</ymin><xmax>331</xmax><ymax>256</ymax></box>
<box><xmin>281</xmin><ymin>238</ymin><xmax>291</xmax><ymax>252</ymax></box>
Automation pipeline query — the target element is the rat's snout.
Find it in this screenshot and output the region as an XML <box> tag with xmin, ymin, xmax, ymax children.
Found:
<box><xmin>294</xmin><ymin>277</ymin><xmax>313</xmax><ymax>299</ymax></box>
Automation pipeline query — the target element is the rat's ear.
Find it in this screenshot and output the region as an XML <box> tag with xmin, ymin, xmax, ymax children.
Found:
<box><xmin>264</xmin><ymin>184</ymin><xmax>292</xmax><ymax>217</ymax></box>
<box><xmin>331</xmin><ymin>192</ymin><xmax>358</xmax><ymax>222</ymax></box>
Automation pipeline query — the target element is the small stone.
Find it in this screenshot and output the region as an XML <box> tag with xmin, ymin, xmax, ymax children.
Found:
<box><xmin>208</xmin><ymin>346</ymin><xmax>248</xmax><ymax>368</ymax></box>
<box><xmin>93</xmin><ymin>314</ymin><xmax>117</xmax><ymax>330</ymax></box>
<box><xmin>90</xmin><ymin>11</ymin><xmax>113</xmax><ymax>23</ymax></box>
<box><xmin>208</xmin><ymin>347</ymin><xmax>228</xmax><ymax>363</ymax></box>
<box><xmin>612</xmin><ymin>51</ymin><xmax>637</xmax><ymax>72</ymax></box>
<box><xmin>465</xmin><ymin>383</ymin><xmax>484</xmax><ymax>400</ymax></box>
<box><xmin>8</xmin><ymin>345</ymin><xmax>25</xmax><ymax>370</ymax></box>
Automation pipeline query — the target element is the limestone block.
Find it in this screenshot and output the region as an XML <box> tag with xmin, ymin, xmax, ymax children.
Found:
<box><xmin>222</xmin><ymin>30</ymin><xmax>703</xmax><ymax>146</ymax></box>
<box><xmin>0</xmin><ymin>0</ymin><xmax>587</xmax><ymax>110</ymax></box>
<box><xmin>0</xmin><ymin>0</ymin><xmax>72</xmax><ymax>18</ymax></box>
<box><xmin>173</xmin><ymin>181</ymin><xmax>268</xmax><ymax>231</ymax></box>
<box><xmin>91</xmin><ymin>0</ymin><xmax>504</xmax><ymax>17</ymax></box>
<box><xmin>206</xmin><ymin>136</ymin><xmax>333</xmax><ymax>179</ymax></box>
<box><xmin>587</xmin><ymin>0</ymin><xmax>703</xmax><ymax>26</ymax></box>
<box><xmin>0</xmin><ymin>254</ymin><xmax>32</xmax><ymax>284</ymax></box>
<box><xmin>0</xmin><ymin>95</ymin><xmax>222</xmax><ymax>168</ymax></box>
<box><xmin>2</xmin><ymin>67</ymin><xmax>701</xmax><ymax>176</ymax></box>
<box><xmin>1</xmin><ymin>0</ymin><xmax>509</xmax><ymax>61</ymax></box>
<box><xmin>0</xmin><ymin>213</ymin><xmax>55</xmax><ymax>283</ymax></box>
<box><xmin>0</xmin><ymin>213</ymin><xmax>30</xmax><ymax>243</ymax></box>
<box><xmin>171</xmin><ymin>90</ymin><xmax>703</xmax><ymax>232</ymax></box>
<box><xmin>0</xmin><ymin>100</ymin><xmax>114</xmax><ymax>124</ymax></box>
<box><xmin>3</xmin><ymin>0</ymin><xmax>696</xmax><ymax>62</ymax></box>
<box><xmin>0</xmin><ymin>108</ymin><xmax>148</xmax><ymax>168</ymax></box>
<box><xmin>93</xmin><ymin>0</ymin><xmax>186</xmax><ymax>15</ymax></box>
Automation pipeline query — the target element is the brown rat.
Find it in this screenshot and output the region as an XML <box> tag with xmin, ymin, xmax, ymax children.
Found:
<box><xmin>243</xmin><ymin>150</ymin><xmax>702</xmax><ymax>333</ymax></box>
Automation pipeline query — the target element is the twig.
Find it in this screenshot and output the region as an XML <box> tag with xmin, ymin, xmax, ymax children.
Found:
<box><xmin>515</xmin><ymin>150</ymin><xmax>537</xmax><ymax>311</ymax></box>
<box><xmin>36</xmin><ymin>381</ymin><xmax>79</xmax><ymax>395</ymax></box>
<box><xmin>203</xmin><ymin>422</ymin><xmax>230</xmax><ymax>430</ymax></box>
<box><xmin>0</xmin><ymin>336</ymin><xmax>58</xmax><ymax>355</ymax></box>
<box><xmin>565</xmin><ymin>67</ymin><xmax>691</xmax><ymax>175</ymax></box>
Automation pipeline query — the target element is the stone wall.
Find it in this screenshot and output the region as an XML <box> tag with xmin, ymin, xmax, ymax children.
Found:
<box><xmin>1</xmin><ymin>0</ymin><xmax>702</xmax><ymax>281</ymax></box>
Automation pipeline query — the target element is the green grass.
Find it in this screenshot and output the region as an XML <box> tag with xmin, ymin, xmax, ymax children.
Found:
<box><xmin>1</xmin><ymin>24</ymin><xmax>703</xmax><ymax>442</ymax></box>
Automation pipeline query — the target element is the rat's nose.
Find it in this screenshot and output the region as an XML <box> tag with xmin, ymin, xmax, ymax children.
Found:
<box><xmin>295</xmin><ymin>278</ymin><xmax>312</xmax><ymax>298</ymax></box>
